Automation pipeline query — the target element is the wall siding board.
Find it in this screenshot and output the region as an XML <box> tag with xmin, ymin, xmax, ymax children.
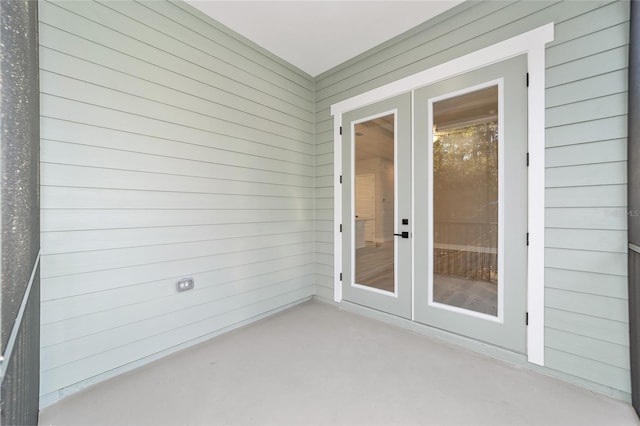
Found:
<box><xmin>39</xmin><ymin>0</ymin><xmax>315</xmax><ymax>406</ymax></box>
<box><xmin>545</xmin><ymin>93</ymin><xmax>627</xmax><ymax>128</ymax></box>
<box><xmin>315</xmin><ymin>284</ymin><xmax>334</xmax><ymax>302</ymax></box>
<box><xmin>40</xmin><ymin>48</ymin><xmax>313</xmax><ymax>132</ymax></box>
<box><xmin>548</xmin><ymin>117</ymin><xmax>628</xmax><ymax>148</ymax></box>
<box><xmin>546</xmin><ymin>207</ymin><xmax>627</xmax><ymax>230</ymax></box>
<box><xmin>545</xmin><ymin>348</ymin><xmax>631</xmax><ymax>393</ymax></box>
<box><xmin>42</xmin><ymin>247</ymin><xmax>314</xmax><ymax>305</ymax></box>
<box><xmin>313</xmin><ymin>0</ymin><xmax>631</xmax><ymax>397</ymax></box>
<box><xmin>545</xmin><ymin>228</ymin><xmax>627</xmax><ymax>253</ymax></box>
<box><xmin>546</xmin><ymin>46</ymin><xmax>628</xmax><ymax>88</ymax></box>
<box><xmin>545</xmin><ymin>185</ymin><xmax>626</xmax><ymax>208</ymax></box>
<box><xmin>39</xmin><ymin>25</ymin><xmax>314</xmax><ymax>123</ymax></box>
<box><xmin>546</xmin><ymin>139</ymin><xmax>626</xmax><ymax>167</ymax></box>
<box><xmin>316</xmin><ymin>141</ymin><xmax>333</xmax><ymax>156</ymax></box>
<box><xmin>545</xmin><ymin>248</ymin><xmax>627</xmax><ymax>277</ymax></box>
<box><xmin>546</xmin><ymin>22</ymin><xmax>629</xmax><ymax>67</ymax></box>
<box><xmin>545</xmin><ymin>267</ymin><xmax>628</xmax><ymax>299</ymax></box>
<box><xmin>42</xmin><ymin>256</ymin><xmax>314</xmax><ymax>327</ymax></box>
<box><xmin>41</xmin><ymin>74</ymin><xmax>313</xmax><ymax>144</ymax></box>
<box><xmin>41</xmin><ymin>233</ymin><xmax>315</xmax><ymax>278</ymax></box>
<box><xmin>41</xmin><ymin>96</ymin><xmax>314</xmax><ymax>161</ymax></box>
<box><xmin>546</xmin><ymin>307</ymin><xmax>629</xmax><ymax>346</ymax></box>
<box><xmin>41</xmin><ymin>187</ymin><xmax>314</xmax><ymax>212</ymax></box>
<box><xmin>549</xmin><ymin>1</ymin><xmax>628</xmax><ymax>45</ymax></box>
<box><xmin>41</xmin><ymin>266</ymin><xmax>314</xmax><ymax>338</ymax></box>
<box><xmin>40</xmin><ymin>139</ymin><xmax>313</xmax><ymax>182</ymax></box>
<box><xmin>41</xmin><ymin>117</ymin><xmax>314</xmax><ymax>171</ymax></box>
<box><xmin>41</xmin><ymin>164</ymin><xmax>312</xmax><ymax>199</ymax></box>
<box><xmin>546</xmin><ymin>327</ymin><xmax>630</xmax><ymax>370</ymax></box>
<box><xmin>41</xmin><ymin>209</ymin><xmax>313</xmax><ymax>232</ymax></box>
<box><xmin>42</xmin><ymin>223</ymin><xmax>314</xmax><ymax>257</ymax></box>
<box><xmin>546</xmin><ymin>70</ymin><xmax>628</xmax><ymax>107</ymax></box>
<box><xmin>545</xmin><ymin>288</ymin><xmax>628</xmax><ymax>322</ymax></box>
<box><xmin>41</xmin><ymin>141</ymin><xmax>313</xmax><ymax>184</ymax></box>
<box><xmin>41</xmin><ymin>1</ymin><xmax>313</xmax><ymax>111</ymax></box>
<box><xmin>315</xmin><ymin>175</ymin><xmax>334</xmax><ymax>189</ymax></box>
<box><xmin>545</xmin><ymin>162</ymin><xmax>627</xmax><ymax>188</ymax></box>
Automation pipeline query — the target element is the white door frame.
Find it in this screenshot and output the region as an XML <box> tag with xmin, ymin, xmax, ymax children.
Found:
<box><xmin>331</xmin><ymin>23</ymin><xmax>554</xmax><ymax>366</ymax></box>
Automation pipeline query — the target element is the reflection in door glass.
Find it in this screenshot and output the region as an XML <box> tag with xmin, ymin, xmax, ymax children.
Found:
<box><xmin>432</xmin><ymin>86</ymin><xmax>499</xmax><ymax>316</ymax></box>
<box><xmin>354</xmin><ymin>114</ymin><xmax>395</xmax><ymax>292</ymax></box>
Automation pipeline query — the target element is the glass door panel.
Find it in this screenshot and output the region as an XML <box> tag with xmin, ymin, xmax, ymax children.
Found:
<box><xmin>354</xmin><ymin>115</ymin><xmax>395</xmax><ymax>293</ymax></box>
<box><xmin>432</xmin><ymin>86</ymin><xmax>499</xmax><ymax>316</ymax></box>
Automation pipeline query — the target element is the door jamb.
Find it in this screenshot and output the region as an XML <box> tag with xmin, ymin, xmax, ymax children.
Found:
<box><xmin>331</xmin><ymin>23</ymin><xmax>554</xmax><ymax>366</ymax></box>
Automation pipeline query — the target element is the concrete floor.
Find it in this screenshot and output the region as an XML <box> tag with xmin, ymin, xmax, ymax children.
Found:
<box><xmin>40</xmin><ymin>300</ymin><xmax>639</xmax><ymax>425</ymax></box>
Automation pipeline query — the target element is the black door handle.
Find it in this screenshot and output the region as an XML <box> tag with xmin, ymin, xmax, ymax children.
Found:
<box><xmin>394</xmin><ymin>232</ymin><xmax>409</xmax><ymax>238</ymax></box>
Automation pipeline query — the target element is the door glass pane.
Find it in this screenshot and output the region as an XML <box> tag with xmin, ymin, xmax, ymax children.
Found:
<box><xmin>432</xmin><ymin>86</ymin><xmax>499</xmax><ymax>316</ymax></box>
<box><xmin>354</xmin><ymin>114</ymin><xmax>395</xmax><ymax>292</ymax></box>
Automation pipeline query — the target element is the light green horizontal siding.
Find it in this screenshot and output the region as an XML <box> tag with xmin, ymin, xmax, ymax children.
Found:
<box><xmin>546</xmin><ymin>307</ymin><xmax>628</xmax><ymax>346</ymax></box>
<box><xmin>545</xmin><ymin>228</ymin><xmax>627</xmax><ymax>252</ymax></box>
<box><xmin>546</xmin><ymin>139</ymin><xmax>626</xmax><ymax>168</ymax></box>
<box><xmin>313</xmin><ymin>0</ymin><xmax>630</xmax><ymax>396</ymax></box>
<box><xmin>546</xmin><ymin>207</ymin><xmax>627</xmax><ymax>230</ymax></box>
<box><xmin>546</xmin><ymin>268</ymin><xmax>628</xmax><ymax>298</ymax></box>
<box><xmin>39</xmin><ymin>0</ymin><xmax>315</xmax><ymax>407</ymax></box>
<box><xmin>41</xmin><ymin>261</ymin><xmax>314</xmax><ymax>327</ymax></box>
<box><xmin>545</xmin><ymin>348</ymin><xmax>630</xmax><ymax>393</ymax></box>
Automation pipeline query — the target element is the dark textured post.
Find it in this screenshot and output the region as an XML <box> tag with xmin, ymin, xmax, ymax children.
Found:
<box><xmin>0</xmin><ymin>0</ymin><xmax>41</xmax><ymax>424</ymax></box>
<box><xmin>629</xmin><ymin>0</ymin><xmax>640</xmax><ymax>417</ymax></box>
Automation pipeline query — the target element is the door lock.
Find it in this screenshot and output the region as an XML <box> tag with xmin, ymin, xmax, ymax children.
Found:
<box><xmin>394</xmin><ymin>232</ymin><xmax>409</xmax><ymax>238</ymax></box>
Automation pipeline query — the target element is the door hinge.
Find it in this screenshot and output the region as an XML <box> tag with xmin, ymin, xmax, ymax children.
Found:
<box><xmin>339</xmin><ymin>126</ymin><xmax>342</xmax><ymax>135</ymax></box>
<box><xmin>526</xmin><ymin>232</ymin><xmax>530</xmax><ymax>246</ymax></box>
<box><xmin>526</xmin><ymin>312</ymin><xmax>529</xmax><ymax>325</ymax></box>
<box><xmin>340</xmin><ymin>224</ymin><xmax>342</xmax><ymax>233</ymax></box>
<box><xmin>526</xmin><ymin>72</ymin><xmax>529</xmax><ymax>87</ymax></box>
<box><xmin>340</xmin><ymin>273</ymin><xmax>343</xmax><ymax>281</ymax></box>
<box><xmin>526</xmin><ymin>152</ymin><xmax>530</xmax><ymax>167</ymax></box>
<box><xmin>339</xmin><ymin>175</ymin><xmax>342</xmax><ymax>184</ymax></box>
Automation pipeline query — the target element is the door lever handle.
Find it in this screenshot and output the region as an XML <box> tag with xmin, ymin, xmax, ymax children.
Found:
<box><xmin>394</xmin><ymin>232</ymin><xmax>409</xmax><ymax>239</ymax></box>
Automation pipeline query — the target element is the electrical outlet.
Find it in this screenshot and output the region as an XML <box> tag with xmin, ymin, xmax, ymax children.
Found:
<box><xmin>176</xmin><ymin>278</ymin><xmax>194</xmax><ymax>292</ymax></box>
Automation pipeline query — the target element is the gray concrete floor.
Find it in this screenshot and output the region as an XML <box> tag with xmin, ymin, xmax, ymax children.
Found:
<box><xmin>40</xmin><ymin>300</ymin><xmax>639</xmax><ymax>425</ymax></box>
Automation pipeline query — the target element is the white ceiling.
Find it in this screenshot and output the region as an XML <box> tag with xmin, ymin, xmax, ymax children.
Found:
<box><xmin>186</xmin><ymin>1</ymin><xmax>464</xmax><ymax>77</ymax></box>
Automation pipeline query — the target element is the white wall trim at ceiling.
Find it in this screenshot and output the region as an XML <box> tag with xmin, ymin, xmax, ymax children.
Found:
<box><xmin>331</xmin><ymin>23</ymin><xmax>554</xmax><ymax>367</ymax></box>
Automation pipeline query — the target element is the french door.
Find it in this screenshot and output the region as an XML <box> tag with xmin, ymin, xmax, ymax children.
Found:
<box><xmin>341</xmin><ymin>55</ymin><xmax>528</xmax><ymax>353</ymax></box>
<box><xmin>414</xmin><ymin>55</ymin><xmax>528</xmax><ymax>353</ymax></box>
<box><xmin>341</xmin><ymin>93</ymin><xmax>412</xmax><ymax>319</ymax></box>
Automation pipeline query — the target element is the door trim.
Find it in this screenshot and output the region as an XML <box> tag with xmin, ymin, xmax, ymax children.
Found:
<box><xmin>331</xmin><ymin>23</ymin><xmax>554</xmax><ymax>366</ymax></box>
